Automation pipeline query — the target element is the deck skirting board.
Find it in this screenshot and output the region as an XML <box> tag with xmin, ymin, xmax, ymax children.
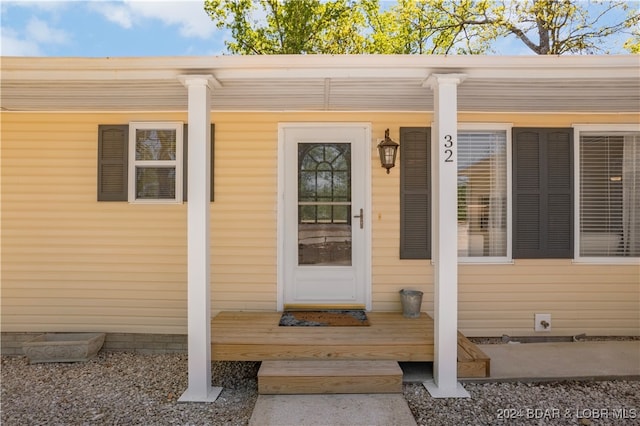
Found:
<box><xmin>212</xmin><ymin>311</ymin><xmax>434</xmax><ymax>362</ymax></box>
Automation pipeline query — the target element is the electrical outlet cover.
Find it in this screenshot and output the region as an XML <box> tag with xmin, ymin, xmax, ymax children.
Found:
<box><xmin>534</xmin><ymin>313</ymin><xmax>551</xmax><ymax>332</ymax></box>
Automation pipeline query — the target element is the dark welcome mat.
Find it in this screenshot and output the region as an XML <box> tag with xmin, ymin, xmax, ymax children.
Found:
<box><xmin>279</xmin><ymin>310</ymin><xmax>370</xmax><ymax>327</ymax></box>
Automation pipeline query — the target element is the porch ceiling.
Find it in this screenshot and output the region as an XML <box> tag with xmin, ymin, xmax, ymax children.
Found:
<box><xmin>1</xmin><ymin>55</ymin><xmax>639</xmax><ymax>113</ymax></box>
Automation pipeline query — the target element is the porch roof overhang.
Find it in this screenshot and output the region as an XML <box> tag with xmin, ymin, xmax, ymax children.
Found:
<box><xmin>1</xmin><ymin>55</ymin><xmax>639</xmax><ymax>114</ymax></box>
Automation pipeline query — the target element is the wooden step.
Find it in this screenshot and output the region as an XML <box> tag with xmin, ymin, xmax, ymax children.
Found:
<box><xmin>457</xmin><ymin>332</ymin><xmax>491</xmax><ymax>378</ymax></box>
<box><xmin>258</xmin><ymin>360</ymin><xmax>403</xmax><ymax>394</ymax></box>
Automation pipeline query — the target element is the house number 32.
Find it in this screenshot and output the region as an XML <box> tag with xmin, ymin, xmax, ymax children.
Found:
<box><xmin>444</xmin><ymin>134</ymin><xmax>454</xmax><ymax>163</ymax></box>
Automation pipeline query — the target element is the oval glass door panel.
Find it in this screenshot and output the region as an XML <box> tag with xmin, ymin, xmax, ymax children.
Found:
<box><xmin>298</xmin><ymin>143</ymin><xmax>352</xmax><ymax>266</ymax></box>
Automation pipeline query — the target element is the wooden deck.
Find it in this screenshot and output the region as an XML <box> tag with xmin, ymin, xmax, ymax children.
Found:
<box><xmin>211</xmin><ymin>311</ymin><xmax>490</xmax><ymax>377</ymax></box>
<box><xmin>212</xmin><ymin>311</ymin><xmax>433</xmax><ymax>362</ymax></box>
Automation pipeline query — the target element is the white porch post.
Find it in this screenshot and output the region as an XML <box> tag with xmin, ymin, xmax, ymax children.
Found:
<box><xmin>178</xmin><ymin>75</ymin><xmax>222</xmax><ymax>403</ymax></box>
<box><xmin>423</xmin><ymin>74</ymin><xmax>470</xmax><ymax>398</ymax></box>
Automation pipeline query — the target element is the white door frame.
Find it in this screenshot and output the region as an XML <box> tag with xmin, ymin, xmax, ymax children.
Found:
<box><xmin>277</xmin><ymin>122</ymin><xmax>372</xmax><ymax>311</ymax></box>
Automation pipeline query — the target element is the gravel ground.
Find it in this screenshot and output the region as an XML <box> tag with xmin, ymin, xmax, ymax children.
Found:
<box><xmin>404</xmin><ymin>381</ymin><xmax>639</xmax><ymax>426</ymax></box>
<box><xmin>1</xmin><ymin>353</ymin><xmax>259</xmax><ymax>426</ymax></box>
<box><xmin>2</xmin><ymin>352</ymin><xmax>639</xmax><ymax>426</ymax></box>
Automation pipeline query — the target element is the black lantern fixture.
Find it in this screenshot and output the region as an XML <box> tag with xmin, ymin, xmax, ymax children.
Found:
<box><xmin>377</xmin><ymin>129</ymin><xmax>399</xmax><ymax>174</ymax></box>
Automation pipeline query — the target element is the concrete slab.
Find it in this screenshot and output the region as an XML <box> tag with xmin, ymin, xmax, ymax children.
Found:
<box><xmin>248</xmin><ymin>394</ymin><xmax>417</xmax><ymax>426</ymax></box>
<box><xmin>473</xmin><ymin>341</ymin><xmax>640</xmax><ymax>381</ymax></box>
<box><xmin>247</xmin><ymin>341</ymin><xmax>638</xmax><ymax>425</ymax></box>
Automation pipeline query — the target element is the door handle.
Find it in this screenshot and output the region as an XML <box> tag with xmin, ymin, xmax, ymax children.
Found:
<box><xmin>353</xmin><ymin>208</ymin><xmax>363</xmax><ymax>229</ymax></box>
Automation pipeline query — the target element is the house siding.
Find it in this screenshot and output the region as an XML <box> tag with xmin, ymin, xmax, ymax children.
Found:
<box><xmin>459</xmin><ymin>260</ymin><xmax>640</xmax><ymax>336</ymax></box>
<box><xmin>2</xmin><ymin>113</ymin><xmax>190</xmax><ymax>334</ymax></box>
<box><xmin>1</xmin><ymin>111</ymin><xmax>638</xmax><ymax>337</ymax></box>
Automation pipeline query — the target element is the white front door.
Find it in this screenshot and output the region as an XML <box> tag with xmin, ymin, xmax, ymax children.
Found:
<box><xmin>279</xmin><ymin>124</ymin><xmax>371</xmax><ymax>310</ymax></box>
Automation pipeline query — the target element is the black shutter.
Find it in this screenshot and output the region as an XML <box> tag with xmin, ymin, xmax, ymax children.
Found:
<box><xmin>513</xmin><ymin>128</ymin><xmax>573</xmax><ymax>258</ymax></box>
<box><xmin>97</xmin><ymin>125</ymin><xmax>128</xmax><ymax>201</ymax></box>
<box><xmin>98</xmin><ymin>123</ymin><xmax>214</xmax><ymax>202</ymax></box>
<box><xmin>400</xmin><ymin>127</ymin><xmax>431</xmax><ymax>259</ymax></box>
<box><xmin>183</xmin><ymin>123</ymin><xmax>215</xmax><ymax>202</ymax></box>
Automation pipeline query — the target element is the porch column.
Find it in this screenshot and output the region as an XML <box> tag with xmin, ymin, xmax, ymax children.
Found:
<box><xmin>424</xmin><ymin>74</ymin><xmax>470</xmax><ymax>398</ymax></box>
<box><xmin>178</xmin><ymin>75</ymin><xmax>222</xmax><ymax>403</ymax></box>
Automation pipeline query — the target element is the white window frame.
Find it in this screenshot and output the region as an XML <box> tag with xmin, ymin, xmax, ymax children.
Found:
<box><xmin>573</xmin><ymin>124</ymin><xmax>640</xmax><ymax>264</ymax></box>
<box><xmin>128</xmin><ymin>122</ymin><xmax>183</xmax><ymax>204</ymax></box>
<box><xmin>457</xmin><ymin>123</ymin><xmax>513</xmax><ymax>264</ymax></box>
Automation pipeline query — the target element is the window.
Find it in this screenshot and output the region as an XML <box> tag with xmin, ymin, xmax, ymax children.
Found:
<box><xmin>457</xmin><ymin>128</ymin><xmax>510</xmax><ymax>261</ymax></box>
<box><xmin>128</xmin><ymin>122</ymin><xmax>183</xmax><ymax>203</ymax></box>
<box><xmin>298</xmin><ymin>143</ymin><xmax>351</xmax><ymax>225</ymax></box>
<box><xmin>400</xmin><ymin>125</ymin><xmax>575</xmax><ymax>261</ymax></box>
<box><xmin>97</xmin><ymin>123</ymin><xmax>214</xmax><ymax>203</ymax></box>
<box><xmin>577</xmin><ymin>126</ymin><xmax>640</xmax><ymax>260</ymax></box>
<box><xmin>298</xmin><ymin>143</ymin><xmax>352</xmax><ymax>265</ymax></box>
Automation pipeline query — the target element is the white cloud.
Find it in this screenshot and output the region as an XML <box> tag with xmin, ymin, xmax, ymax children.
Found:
<box><xmin>0</xmin><ymin>12</ymin><xmax>69</xmax><ymax>56</ymax></box>
<box><xmin>91</xmin><ymin>0</ymin><xmax>217</xmax><ymax>39</ymax></box>
<box><xmin>97</xmin><ymin>2</ymin><xmax>134</xmax><ymax>29</ymax></box>
<box><xmin>0</xmin><ymin>27</ymin><xmax>42</xmax><ymax>56</ymax></box>
<box><xmin>26</xmin><ymin>17</ymin><xmax>69</xmax><ymax>43</ymax></box>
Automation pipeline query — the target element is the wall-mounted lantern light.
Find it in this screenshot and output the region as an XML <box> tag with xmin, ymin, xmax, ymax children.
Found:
<box><xmin>377</xmin><ymin>129</ymin><xmax>399</xmax><ymax>174</ymax></box>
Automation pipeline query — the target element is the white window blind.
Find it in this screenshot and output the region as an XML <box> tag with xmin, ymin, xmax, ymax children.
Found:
<box><xmin>580</xmin><ymin>132</ymin><xmax>640</xmax><ymax>257</ymax></box>
<box><xmin>457</xmin><ymin>131</ymin><xmax>508</xmax><ymax>258</ymax></box>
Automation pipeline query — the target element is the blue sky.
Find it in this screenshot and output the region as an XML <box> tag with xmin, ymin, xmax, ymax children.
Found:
<box><xmin>0</xmin><ymin>0</ymin><xmax>635</xmax><ymax>57</ymax></box>
<box><xmin>1</xmin><ymin>0</ymin><xmax>227</xmax><ymax>56</ymax></box>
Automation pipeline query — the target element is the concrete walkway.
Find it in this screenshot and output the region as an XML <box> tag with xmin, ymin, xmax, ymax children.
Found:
<box><xmin>248</xmin><ymin>341</ymin><xmax>639</xmax><ymax>425</ymax></box>
<box><xmin>475</xmin><ymin>340</ymin><xmax>640</xmax><ymax>382</ymax></box>
<box><xmin>248</xmin><ymin>394</ymin><xmax>417</xmax><ymax>426</ymax></box>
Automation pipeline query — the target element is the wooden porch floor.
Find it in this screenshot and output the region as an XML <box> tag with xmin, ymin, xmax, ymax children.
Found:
<box><xmin>212</xmin><ymin>311</ymin><xmax>433</xmax><ymax>362</ymax></box>
<box><xmin>211</xmin><ymin>311</ymin><xmax>490</xmax><ymax>377</ymax></box>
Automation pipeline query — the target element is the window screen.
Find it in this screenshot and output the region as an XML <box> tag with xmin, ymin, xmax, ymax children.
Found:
<box><xmin>458</xmin><ymin>131</ymin><xmax>508</xmax><ymax>258</ymax></box>
<box><xmin>579</xmin><ymin>133</ymin><xmax>640</xmax><ymax>257</ymax></box>
<box><xmin>128</xmin><ymin>123</ymin><xmax>183</xmax><ymax>203</ymax></box>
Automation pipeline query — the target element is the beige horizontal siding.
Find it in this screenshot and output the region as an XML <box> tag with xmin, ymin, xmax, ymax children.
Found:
<box><xmin>2</xmin><ymin>112</ymin><xmax>185</xmax><ymax>333</ymax></box>
<box><xmin>370</xmin><ymin>113</ymin><xmax>639</xmax><ymax>337</ymax></box>
<box><xmin>209</xmin><ymin>113</ymin><xmax>278</xmax><ymax>312</ymax></box>
<box><xmin>2</xmin><ymin>111</ymin><xmax>638</xmax><ymax>337</ymax></box>
<box><xmin>370</xmin><ymin>116</ymin><xmax>432</xmax><ymax>314</ymax></box>
<box><xmin>457</xmin><ymin>260</ymin><xmax>640</xmax><ymax>337</ymax></box>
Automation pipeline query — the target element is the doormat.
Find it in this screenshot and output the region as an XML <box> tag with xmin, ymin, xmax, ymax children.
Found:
<box><xmin>279</xmin><ymin>310</ymin><xmax>369</xmax><ymax>327</ymax></box>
